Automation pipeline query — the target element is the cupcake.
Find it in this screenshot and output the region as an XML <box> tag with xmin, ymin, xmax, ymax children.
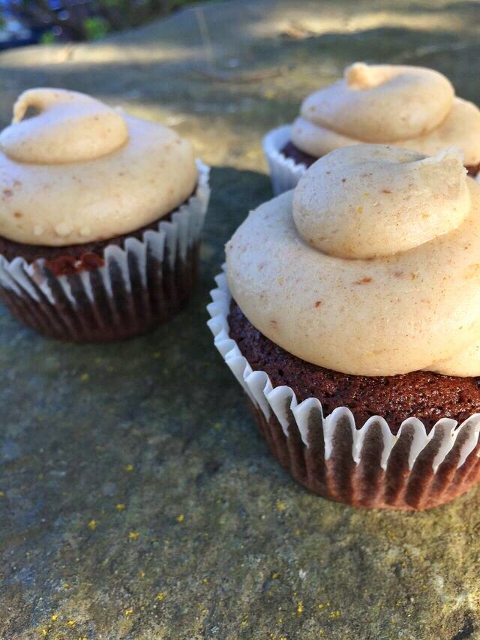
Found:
<box><xmin>209</xmin><ymin>145</ymin><xmax>480</xmax><ymax>510</ymax></box>
<box><xmin>263</xmin><ymin>62</ymin><xmax>480</xmax><ymax>195</ymax></box>
<box><xmin>0</xmin><ymin>88</ymin><xmax>210</xmax><ymax>341</ymax></box>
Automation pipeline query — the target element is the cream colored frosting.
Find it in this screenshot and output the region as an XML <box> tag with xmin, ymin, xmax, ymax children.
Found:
<box><xmin>0</xmin><ymin>88</ymin><xmax>197</xmax><ymax>245</ymax></box>
<box><xmin>291</xmin><ymin>63</ymin><xmax>480</xmax><ymax>165</ymax></box>
<box><xmin>226</xmin><ymin>145</ymin><xmax>480</xmax><ymax>377</ymax></box>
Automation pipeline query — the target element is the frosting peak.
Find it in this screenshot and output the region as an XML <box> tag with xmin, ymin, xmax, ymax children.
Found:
<box><xmin>300</xmin><ymin>63</ymin><xmax>453</xmax><ymax>143</ymax></box>
<box><xmin>292</xmin><ymin>146</ymin><xmax>470</xmax><ymax>259</ymax></box>
<box><xmin>291</xmin><ymin>63</ymin><xmax>480</xmax><ymax>165</ymax></box>
<box><xmin>345</xmin><ymin>62</ymin><xmax>382</xmax><ymax>89</ymax></box>
<box><xmin>0</xmin><ymin>88</ymin><xmax>128</xmax><ymax>164</ymax></box>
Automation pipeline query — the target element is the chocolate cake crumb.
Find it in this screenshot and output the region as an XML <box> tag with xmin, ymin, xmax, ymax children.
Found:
<box><xmin>228</xmin><ymin>299</ymin><xmax>480</xmax><ymax>434</ymax></box>
<box><xmin>280</xmin><ymin>141</ymin><xmax>317</xmax><ymax>168</ymax></box>
<box><xmin>45</xmin><ymin>252</ymin><xmax>105</xmax><ymax>276</ymax></box>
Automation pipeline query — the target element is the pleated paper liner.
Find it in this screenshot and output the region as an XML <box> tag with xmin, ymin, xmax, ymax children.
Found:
<box><xmin>207</xmin><ymin>271</ymin><xmax>480</xmax><ymax>510</ymax></box>
<box><xmin>0</xmin><ymin>160</ymin><xmax>210</xmax><ymax>342</ymax></box>
<box><xmin>263</xmin><ymin>125</ymin><xmax>307</xmax><ymax>196</ymax></box>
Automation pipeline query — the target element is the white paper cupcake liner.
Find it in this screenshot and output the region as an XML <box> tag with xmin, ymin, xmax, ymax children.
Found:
<box><xmin>0</xmin><ymin>160</ymin><xmax>210</xmax><ymax>341</ymax></box>
<box><xmin>263</xmin><ymin>125</ymin><xmax>308</xmax><ymax>195</ymax></box>
<box><xmin>207</xmin><ymin>270</ymin><xmax>480</xmax><ymax>510</ymax></box>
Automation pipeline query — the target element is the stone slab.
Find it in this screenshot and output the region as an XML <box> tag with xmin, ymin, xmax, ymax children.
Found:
<box><xmin>1</xmin><ymin>1</ymin><xmax>480</xmax><ymax>638</ymax></box>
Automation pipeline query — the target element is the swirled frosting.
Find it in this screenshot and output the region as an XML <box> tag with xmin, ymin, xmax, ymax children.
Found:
<box><xmin>0</xmin><ymin>88</ymin><xmax>197</xmax><ymax>245</ymax></box>
<box><xmin>291</xmin><ymin>63</ymin><xmax>480</xmax><ymax>165</ymax></box>
<box><xmin>226</xmin><ymin>145</ymin><xmax>480</xmax><ymax>377</ymax></box>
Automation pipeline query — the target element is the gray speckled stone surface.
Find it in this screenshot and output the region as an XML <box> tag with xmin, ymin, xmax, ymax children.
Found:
<box><xmin>2</xmin><ymin>1</ymin><xmax>480</xmax><ymax>638</ymax></box>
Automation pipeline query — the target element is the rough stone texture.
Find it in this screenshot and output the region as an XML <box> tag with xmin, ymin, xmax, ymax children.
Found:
<box><xmin>1</xmin><ymin>1</ymin><xmax>480</xmax><ymax>638</ymax></box>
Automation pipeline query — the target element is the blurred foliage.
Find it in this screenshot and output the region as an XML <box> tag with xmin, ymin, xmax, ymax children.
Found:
<box><xmin>4</xmin><ymin>0</ymin><xmax>214</xmax><ymax>42</ymax></box>
<box><xmin>39</xmin><ymin>28</ymin><xmax>55</xmax><ymax>42</ymax></box>
<box><xmin>83</xmin><ymin>15</ymin><xmax>109</xmax><ymax>40</ymax></box>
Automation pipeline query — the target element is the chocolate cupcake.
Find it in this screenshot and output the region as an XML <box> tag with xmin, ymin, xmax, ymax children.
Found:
<box><xmin>263</xmin><ymin>63</ymin><xmax>480</xmax><ymax>194</ymax></box>
<box><xmin>0</xmin><ymin>88</ymin><xmax>210</xmax><ymax>341</ymax></box>
<box><xmin>209</xmin><ymin>145</ymin><xmax>480</xmax><ymax>510</ymax></box>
